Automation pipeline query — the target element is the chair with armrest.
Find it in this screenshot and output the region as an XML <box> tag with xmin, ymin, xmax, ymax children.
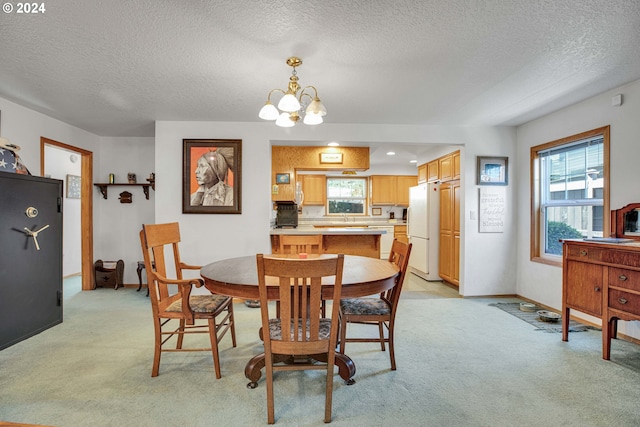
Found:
<box><xmin>256</xmin><ymin>253</ymin><xmax>344</xmax><ymax>424</ymax></box>
<box><xmin>338</xmin><ymin>239</ymin><xmax>412</xmax><ymax>370</ymax></box>
<box><xmin>139</xmin><ymin>222</ymin><xmax>236</xmax><ymax>378</ymax></box>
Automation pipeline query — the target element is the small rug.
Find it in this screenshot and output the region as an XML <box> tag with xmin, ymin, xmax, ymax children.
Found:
<box><xmin>489</xmin><ymin>302</ymin><xmax>599</xmax><ymax>333</ymax></box>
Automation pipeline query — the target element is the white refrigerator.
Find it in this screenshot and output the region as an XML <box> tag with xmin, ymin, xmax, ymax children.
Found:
<box><xmin>407</xmin><ymin>183</ymin><xmax>440</xmax><ymax>280</ymax></box>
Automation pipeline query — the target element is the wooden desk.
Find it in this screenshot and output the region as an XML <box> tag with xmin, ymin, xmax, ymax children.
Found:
<box><xmin>200</xmin><ymin>254</ymin><xmax>399</xmax><ymax>387</ymax></box>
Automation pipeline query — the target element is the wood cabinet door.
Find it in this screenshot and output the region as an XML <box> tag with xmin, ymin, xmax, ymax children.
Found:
<box><xmin>453</xmin><ymin>151</ymin><xmax>461</xmax><ymax>180</ymax></box>
<box><xmin>301</xmin><ymin>175</ymin><xmax>326</xmax><ymax>205</ymax></box>
<box><xmin>565</xmin><ymin>260</ymin><xmax>603</xmax><ymax>316</ymax></box>
<box><xmin>370</xmin><ymin>175</ymin><xmax>396</xmax><ymax>205</ymax></box>
<box><xmin>439</xmin><ymin>156</ymin><xmax>453</xmax><ymax>181</ymax></box>
<box><xmin>396</xmin><ymin>176</ymin><xmax>417</xmax><ymax>206</ymax></box>
<box><xmin>394</xmin><ymin>225</ymin><xmax>408</xmax><ymax>244</ymax></box>
<box><xmin>439</xmin><ymin>182</ymin><xmax>453</xmax><ymax>282</ymax></box>
<box><xmin>427</xmin><ymin>160</ymin><xmax>439</xmax><ymax>182</ymax></box>
<box><xmin>452</xmin><ymin>182</ymin><xmax>461</xmax><ymax>285</ymax></box>
<box><xmin>417</xmin><ymin>164</ymin><xmax>427</xmax><ymax>183</ymax></box>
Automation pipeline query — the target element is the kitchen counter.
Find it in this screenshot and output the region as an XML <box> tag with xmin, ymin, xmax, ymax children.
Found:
<box><xmin>270</xmin><ymin>227</ymin><xmax>385</xmax><ymax>258</ymax></box>
<box><xmin>271</xmin><ymin>227</ymin><xmax>386</xmax><ymax>235</ymax></box>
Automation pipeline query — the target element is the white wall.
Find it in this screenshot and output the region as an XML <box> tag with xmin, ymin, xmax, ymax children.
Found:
<box><xmin>516</xmin><ymin>79</ymin><xmax>640</xmax><ymax>338</ymax></box>
<box><xmin>94</xmin><ymin>137</ymin><xmax>155</xmax><ymax>284</ymax></box>
<box><xmin>0</xmin><ymin>96</ymin><xmax>101</xmax><ymax>287</ymax></box>
<box><xmin>155</xmin><ymin>121</ymin><xmax>518</xmax><ymax>297</ymax></box>
<box><xmin>44</xmin><ymin>145</ymin><xmax>82</xmax><ymax>276</ymax></box>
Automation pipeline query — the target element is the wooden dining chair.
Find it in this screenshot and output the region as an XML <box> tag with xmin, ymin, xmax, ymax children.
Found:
<box><xmin>256</xmin><ymin>253</ymin><xmax>345</xmax><ymax>424</ymax></box>
<box><xmin>139</xmin><ymin>222</ymin><xmax>236</xmax><ymax>378</ymax></box>
<box><xmin>277</xmin><ymin>234</ymin><xmax>326</xmax><ymax>315</ymax></box>
<box><xmin>338</xmin><ymin>239</ymin><xmax>412</xmax><ymax>370</ymax></box>
<box><xmin>278</xmin><ymin>234</ymin><xmax>323</xmax><ymax>255</ymax></box>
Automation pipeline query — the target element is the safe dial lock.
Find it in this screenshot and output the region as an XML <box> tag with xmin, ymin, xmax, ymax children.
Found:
<box><xmin>25</xmin><ymin>207</ymin><xmax>38</xmax><ymax>218</ymax></box>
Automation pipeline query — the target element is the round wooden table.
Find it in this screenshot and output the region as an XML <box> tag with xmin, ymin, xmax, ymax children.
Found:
<box><xmin>200</xmin><ymin>254</ymin><xmax>399</xmax><ymax>387</ymax></box>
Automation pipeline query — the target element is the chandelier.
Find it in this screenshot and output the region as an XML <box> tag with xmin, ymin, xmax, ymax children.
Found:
<box><xmin>258</xmin><ymin>57</ymin><xmax>327</xmax><ymax>127</ymax></box>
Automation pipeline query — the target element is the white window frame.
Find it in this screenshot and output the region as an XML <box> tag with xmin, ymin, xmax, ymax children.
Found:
<box><xmin>325</xmin><ymin>177</ymin><xmax>368</xmax><ymax>216</ymax></box>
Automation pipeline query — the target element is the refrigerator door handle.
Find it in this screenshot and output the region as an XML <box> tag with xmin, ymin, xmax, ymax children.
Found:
<box><xmin>406</xmin><ymin>206</ymin><xmax>411</xmax><ymax>236</ymax></box>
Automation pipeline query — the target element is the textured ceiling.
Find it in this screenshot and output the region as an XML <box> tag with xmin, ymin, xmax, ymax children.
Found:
<box><xmin>1</xmin><ymin>0</ymin><xmax>639</xmax><ymax>143</ymax></box>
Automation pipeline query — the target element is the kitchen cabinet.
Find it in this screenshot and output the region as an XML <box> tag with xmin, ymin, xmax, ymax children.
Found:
<box><xmin>427</xmin><ymin>160</ymin><xmax>439</xmax><ymax>182</ymax></box>
<box><xmin>396</xmin><ymin>176</ymin><xmax>417</xmax><ymax>206</ymax></box>
<box><xmin>439</xmin><ymin>180</ymin><xmax>460</xmax><ymax>286</ymax></box>
<box><xmin>453</xmin><ymin>151</ymin><xmax>460</xmax><ymax>180</ymax></box>
<box><xmin>417</xmin><ymin>164</ymin><xmax>427</xmax><ymax>183</ymax></box>
<box><xmin>370</xmin><ymin>175</ymin><xmax>417</xmax><ymax>206</ymax></box>
<box><xmin>394</xmin><ymin>225</ymin><xmax>408</xmax><ymax>244</ymax></box>
<box><xmin>439</xmin><ymin>155</ymin><xmax>453</xmax><ymax>182</ymax></box>
<box><xmin>562</xmin><ymin>240</ymin><xmax>640</xmax><ymax>360</ymax></box>
<box><xmin>300</xmin><ymin>175</ymin><xmax>325</xmax><ymax>205</ymax></box>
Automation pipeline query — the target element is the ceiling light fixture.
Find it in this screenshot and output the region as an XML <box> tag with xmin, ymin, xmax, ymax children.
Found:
<box><xmin>259</xmin><ymin>57</ymin><xmax>327</xmax><ymax>127</ymax></box>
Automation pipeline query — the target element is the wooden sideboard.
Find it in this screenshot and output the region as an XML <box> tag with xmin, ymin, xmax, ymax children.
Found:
<box><xmin>562</xmin><ymin>239</ymin><xmax>640</xmax><ymax>359</ymax></box>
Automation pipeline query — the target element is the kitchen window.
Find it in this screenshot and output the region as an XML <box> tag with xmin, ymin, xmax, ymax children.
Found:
<box><xmin>530</xmin><ymin>126</ymin><xmax>610</xmax><ymax>264</ymax></box>
<box><xmin>326</xmin><ymin>177</ymin><xmax>367</xmax><ymax>215</ymax></box>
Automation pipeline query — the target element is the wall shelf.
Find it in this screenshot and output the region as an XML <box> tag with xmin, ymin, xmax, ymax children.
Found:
<box><xmin>94</xmin><ymin>183</ymin><xmax>153</xmax><ymax>200</ymax></box>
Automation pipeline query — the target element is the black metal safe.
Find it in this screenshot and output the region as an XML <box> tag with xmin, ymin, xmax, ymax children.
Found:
<box><xmin>0</xmin><ymin>171</ymin><xmax>63</xmax><ymax>350</ymax></box>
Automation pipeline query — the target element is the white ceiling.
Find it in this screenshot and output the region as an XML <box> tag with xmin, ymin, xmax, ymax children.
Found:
<box><xmin>1</xmin><ymin>0</ymin><xmax>640</xmax><ymax>166</ymax></box>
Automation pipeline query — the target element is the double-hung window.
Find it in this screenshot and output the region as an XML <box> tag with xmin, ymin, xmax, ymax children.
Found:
<box><xmin>531</xmin><ymin>126</ymin><xmax>609</xmax><ymax>262</ymax></box>
<box><xmin>326</xmin><ymin>177</ymin><xmax>367</xmax><ymax>215</ymax></box>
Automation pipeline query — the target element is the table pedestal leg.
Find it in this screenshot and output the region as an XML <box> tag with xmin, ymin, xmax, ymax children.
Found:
<box><xmin>245</xmin><ymin>351</ymin><xmax>356</xmax><ymax>389</ymax></box>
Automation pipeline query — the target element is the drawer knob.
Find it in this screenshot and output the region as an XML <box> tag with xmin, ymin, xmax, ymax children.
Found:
<box><xmin>618</xmin><ymin>297</ymin><xmax>628</xmax><ymax>305</ymax></box>
<box><xmin>618</xmin><ymin>274</ymin><xmax>628</xmax><ymax>281</ymax></box>
<box><xmin>594</xmin><ymin>286</ymin><xmax>601</xmax><ymax>292</ymax></box>
<box><xmin>580</xmin><ymin>250</ymin><xmax>588</xmax><ymax>256</ymax></box>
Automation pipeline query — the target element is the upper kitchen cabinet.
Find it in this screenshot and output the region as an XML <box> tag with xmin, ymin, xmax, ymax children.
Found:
<box><xmin>439</xmin><ymin>155</ymin><xmax>453</xmax><ymax>182</ymax></box>
<box><xmin>370</xmin><ymin>175</ymin><xmax>417</xmax><ymax>206</ymax></box>
<box><xmin>272</xmin><ymin>146</ymin><xmax>369</xmax><ymax>202</ymax></box>
<box><xmin>300</xmin><ymin>175</ymin><xmax>325</xmax><ymax>205</ymax></box>
<box><xmin>417</xmin><ymin>163</ymin><xmax>427</xmax><ymax>183</ymax></box>
<box><xmin>452</xmin><ymin>151</ymin><xmax>460</xmax><ymax>180</ymax></box>
<box><xmin>427</xmin><ymin>160</ymin><xmax>439</xmax><ymax>182</ymax></box>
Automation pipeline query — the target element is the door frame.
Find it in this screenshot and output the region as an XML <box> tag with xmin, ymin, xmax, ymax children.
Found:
<box><xmin>41</xmin><ymin>137</ymin><xmax>94</xmax><ymax>291</ymax></box>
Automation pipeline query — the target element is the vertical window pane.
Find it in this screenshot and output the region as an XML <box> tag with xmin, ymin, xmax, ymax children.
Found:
<box><xmin>326</xmin><ymin>177</ymin><xmax>367</xmax><ymax>214</ymax></box>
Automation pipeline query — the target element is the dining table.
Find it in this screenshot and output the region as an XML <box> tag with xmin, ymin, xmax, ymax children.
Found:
<box><xmin>200</xmin><ymin>253</ymin><xmax>399</xmax><ymax>388</ymax></box>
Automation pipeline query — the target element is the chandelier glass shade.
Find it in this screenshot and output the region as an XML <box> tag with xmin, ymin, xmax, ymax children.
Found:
<box><xmin>259</xmin><ymin>57</ymin><xmax>327</xmax><ymax>127</ymax></box>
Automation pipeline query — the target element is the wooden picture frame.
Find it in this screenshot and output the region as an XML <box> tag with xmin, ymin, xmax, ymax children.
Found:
<box><xmin>182</xmin><ymin>139</ymin><xmax>242</xmax><ymax>214</ymax></box>
<box><xmin>275</xmin><ymin>173</ymin><xmax>290</xmax><ymax>184</ymax></box>
<box><xmin>319</xmin><ymin>152</ymin><xmax>343</xmax><ymax>164</ymax></box>
<box><xmin>477</xmin><ymin>156</ymin><xmax>508</xmax><ymax>185</ymax></box>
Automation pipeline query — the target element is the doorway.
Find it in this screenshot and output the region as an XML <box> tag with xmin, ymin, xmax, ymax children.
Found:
<box><xmin>41</xmin><ymin>137</ymin><xmax>94</xmax><ymax>291</ymax></box>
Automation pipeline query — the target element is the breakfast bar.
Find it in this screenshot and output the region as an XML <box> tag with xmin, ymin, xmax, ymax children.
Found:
<box><xmin>270</xmin><ymin>227</ymin><xmax>385</xmax><ymax>258</ymax></box>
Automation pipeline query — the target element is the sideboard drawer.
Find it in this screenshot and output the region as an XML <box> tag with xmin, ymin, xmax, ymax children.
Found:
<box><xmin>566</xmin><ymin>245</ymin><xmax>605</xmax><ymax>262</ymax></box>
<box><xmin>608</xmin><ymin>268</ymin><xmax>640</xmax><ymax>291</ymax></box>
<box><xmin>608</xmin><ymin>289</ymin><xmax>640</xmax><ymax>316</ymax></box>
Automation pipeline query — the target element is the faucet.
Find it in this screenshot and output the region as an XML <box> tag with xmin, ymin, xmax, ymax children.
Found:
<box><xmin>343</xmin><ymin>213</ymin><xmax>348</xmax><ymax>222</ymax></box>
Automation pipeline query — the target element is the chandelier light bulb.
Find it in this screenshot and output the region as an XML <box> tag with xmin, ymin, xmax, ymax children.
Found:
<box><xmin>275</xmin><ymin>112</ymin><xmax>295</xmax><ymax>127</ymax></box>
<box><xmin>258</xmin><ymin>102</ymin><xmax>279</xmax><ymax>120</ymax></box>
<box><xmin>303</xmin><ymin>112</ymin><xmax>323</xmax><ymax>125</ymax></box>
<box><xmin>277</xmin><ymin>93</ymin><xmax>301</xmax><ymax>112</ymax></box>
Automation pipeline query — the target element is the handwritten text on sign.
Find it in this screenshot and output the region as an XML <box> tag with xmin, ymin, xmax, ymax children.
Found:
<box><xmin>479</xmin><ymin>187</ymin><xmax>506</xmax><ymax>233</ymax></box>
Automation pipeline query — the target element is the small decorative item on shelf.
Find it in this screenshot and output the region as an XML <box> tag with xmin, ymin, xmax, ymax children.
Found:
<box><xmin>108</xmin><ymin>173</ymin><xmax>115</xmax><ymax>184</ymax></box>
<box><xmin>119</xmin><ymin>191</ymin><xmax>132</xmax><ymax>203</ymax></box>
<box><xmin>147</xmin><ymin>172</ymin><xmax>155</xmax><ymax>190</ymax></box>
<box><xmin>127</xmin><ymin>173</ymin><xmax>136</xmax><ymax>184</ymax></box>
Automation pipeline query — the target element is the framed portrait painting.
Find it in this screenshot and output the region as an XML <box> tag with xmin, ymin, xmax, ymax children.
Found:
<box><xmin>477</xmin><ymin>156</ymin><xmax>508</xmax><ymax>185</ymax></box>
<box><xmin>183</xmin><ymin>139</ymin><xmax>242</xmax><ymax>214</ymax></box>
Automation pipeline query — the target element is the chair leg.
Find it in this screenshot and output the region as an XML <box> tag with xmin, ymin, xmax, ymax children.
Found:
<box><xmin>151</xmin><ymin>320</ymin><xmax>162</xmax><ymax>377</ymax></box>
<box><xmin>324</xmin><ymin>351</ymin><xmax>335</xmax><ymax>423</ymax></box>
<box><xmin>378</xmin><ymin>321</ymin><xmax>386</xmax><ymax>351</ymax></box>
<box><xmin>228</xmin><ymin>301</ymin><xmax>237</xmax><ymax>348</ymax></box>
<box><xmin>339</xmin><ymin>315</ymin><xmax>347</xmax><ymax>355</ymax></box>
<box><xmin>177</xmin><ymin>319</ymin><xmax>186</xmax><ymax>349</ymax></box>
<box><xmin>207</xmin><ymin>318</ymin><xmax>222</xmax><ymax>379</ymax></box>
<box><xmin>388</xmin><ymin>320</ymin><xmax>396</xmax><ymax>370</ymax></box>
<box><xmin>265</xmin><ymin>352</ymin><xmax>275</xmax><ymax>424</ymax></box>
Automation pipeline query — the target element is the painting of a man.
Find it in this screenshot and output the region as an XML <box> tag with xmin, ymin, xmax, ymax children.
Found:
<box><xmin>183</xmin><ymin>139</ymin><xmax>242</xmax><ymax>214</ymax></box>
<box><xmin>190</xmin><ymin>148</ymin><xmax>234</xmax><ymax>206</ymax></box>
